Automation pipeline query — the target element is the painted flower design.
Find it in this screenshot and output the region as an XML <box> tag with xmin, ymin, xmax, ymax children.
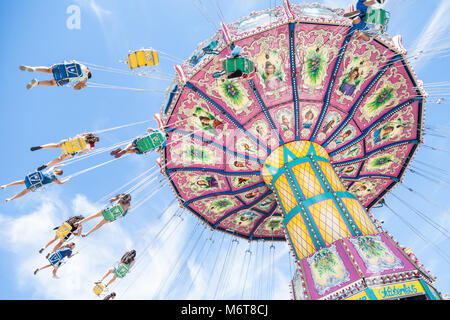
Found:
<box><xmin>221</xmin><ymin>80</ymin><xmax>242</xmax><ymax>105</ymax></box>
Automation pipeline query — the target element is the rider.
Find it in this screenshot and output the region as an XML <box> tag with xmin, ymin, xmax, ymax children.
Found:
<box><xmin>38</xmin><ymin>215</ymin><xmax>84</xmax><ymax>257</ymax></box>
<box><xmin>31</xmin><ymin>132</ymin><xmax>100</xmax><ymax>171</ymax></box>
<box><xmin>21</xmin><ymin>61</ymin><xmax>91</xmax><ymax>90</ymax></box>
<box><xmin>33</xmin><ymin>242</ymin><xmax>78</xmax><ymax>279</ymax></box>
<box><xmin>1</xmin><ymin>167</ymin><xmax>71</xmax><ymax>203</ymax></box>
<box><xmin>110</xmin><ymin>128</ymin><xmax>164</xmax><ymax>159</ymax></box>
<box><xmin>344</xmin><ymin>0</ymin><xmax>386</xmax><ymax>41</ymax></box>
<box><xmin>213</xmin><ymin>43</ymin><xmax>255</xmax><ymax>81</ymax></box>
<box><xmin>79</xmin><ymin>194</ymin><xmax>132</xmax><ymax>238</ymax></box>
<box><xmin>95</xmin><ymin>250</ymin><xmax>136</xmax><ymax>289</ymax></box>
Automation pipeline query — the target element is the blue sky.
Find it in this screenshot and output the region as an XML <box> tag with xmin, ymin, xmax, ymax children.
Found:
<box><xmin>0</xmin><ymin>0</ymin><xmax>449</xmax><ymax>300</ymax></box>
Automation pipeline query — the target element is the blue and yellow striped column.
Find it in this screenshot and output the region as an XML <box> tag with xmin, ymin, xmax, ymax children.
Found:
<box><xmin>262</xmin><ymin>141</ymin><xmax>378</xmax><ymax>262</ymax></box>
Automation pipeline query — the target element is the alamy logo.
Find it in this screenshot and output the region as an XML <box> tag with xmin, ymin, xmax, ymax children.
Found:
<box><xmin>66</xmin><ymin>5</ymin><xmax>81</xmax><ymax>30</ymax></box>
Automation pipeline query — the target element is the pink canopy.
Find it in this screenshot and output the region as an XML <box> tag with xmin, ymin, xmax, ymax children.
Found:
<box><xmin>159</xmin><ymin>3</ymin><xmax>425</xmax><ymax>241</ymax></box>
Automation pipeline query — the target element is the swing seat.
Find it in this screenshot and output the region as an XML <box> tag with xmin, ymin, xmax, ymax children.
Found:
<box><xmin>363</xmin><ymin>8</ymin><xmax>390</xmax><ymax>33</ymax></box>
<box><xmin>127</xmin><ymin>49</ymin><xmax>159</xmax><ymax>70</ymax></box>
<box><xmin>221</xmin><ymin>56</ymin><xmax>256</xmax><ymax>80</ymax></box>
<box><xmin>48</xmin><ymin>251</ymin><xmax>63</xmax><ymax>266</ymax></box>
<box><xmin>52</xmin><ymin>62</ymin><xmax>83</xmax><ymax>85</ymax></box>
<box><xmin>113</xmin><ymin>263</ymin><xmax>130</xmax><ymax>278</ymax></box>
<box><xmin>102</xmin><ymin>204</ymin><xmax>125</xmax><ymax>222</ymax></box>
<box><xmin>56</xmin><ymin>222</ymin><xmax>73</xmax><ymax>239</ymax></box>
<box><xmin>223</xmin><ymin>57</ymin><xmax>255</xmax><ymax>74</ymax></box>
<box><xmin>60</xmin><ymin>137</ymin><xmax>88</xmax><ymax>156</ymax></box>
<box><xmin>93</xmin><ymin>283</ymin><xmax>105</xmax><ymax>296</ymax></box>
<box><xmin>24</xmin><ymin>171</ymin><xmax>44</xmax><ymax>191</ymax></box>
<box><xmin>135</xmin><ymin>130</ymin><xmax>166</xmax><ymax>154</ymax></box>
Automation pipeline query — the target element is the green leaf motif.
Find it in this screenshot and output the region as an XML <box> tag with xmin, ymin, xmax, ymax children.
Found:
<box><xmin>367</xmin><ymin>87</ymin><xmax>394</xmax><ymax>113</ymax></box>
<box><xmin>306</xmin><ymin>50</ymin><xmax>324</xmax><ymax>84</ymax></box>
<box><xmin>221</xmin><ymin>80</ymin><xmax>243</xmax><ymax>105</ymax></box>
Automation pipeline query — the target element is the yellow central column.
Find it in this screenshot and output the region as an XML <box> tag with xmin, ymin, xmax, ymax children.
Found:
<box><xmin>262</xmin><ymin>141</ymin><xmax>378</xmax><ymax>262</ymax></box>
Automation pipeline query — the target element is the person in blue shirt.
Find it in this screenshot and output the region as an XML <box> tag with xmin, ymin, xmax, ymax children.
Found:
<box><xmin>344</xmin><ymin>0</ymin><xmax>385</xmax><ymax>19</ymax></box>
<box><xmin>1</xmin><ymin>168</ymin><xmax>71</xmax><ymax>203</ymax></box>
<box><xmin>33</xmin><ymin>243</ymin><xmax>78</xmax><ymax>279</ymax></box>
<box><xmin>20</xmin><ymin>61</ymin><xmax>92</xmax><ymax>90</ymax></box>
<box><xmin>344</xmin><ymin>0</ymin><xmax>386</xmax><ymax>41</ymax></box>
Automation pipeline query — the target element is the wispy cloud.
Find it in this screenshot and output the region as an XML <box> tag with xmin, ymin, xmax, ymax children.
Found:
<box><xmin>75</xmin><ymin>0</ymin><xmax>111</xmax><ymax>25</ymax></box>
<box><xmin>410</xmin><ymin>0</ymin><xmax>450</xmax><ymax>70</ymax></box>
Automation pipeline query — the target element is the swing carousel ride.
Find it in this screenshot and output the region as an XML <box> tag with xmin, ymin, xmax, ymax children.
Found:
<box><xmin>5</xmin><ymin>0</ymin><xmax>450</xmax><ymax>300</ymax></box>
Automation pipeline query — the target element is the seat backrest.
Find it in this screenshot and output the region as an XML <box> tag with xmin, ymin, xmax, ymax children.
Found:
<box><xmin>135</xmin><ymin>131</ymin><xmax>166</xmax><ymax>153</ymax></box>
<box><xmin>127</xmin><ymin>50</ymin><xmax>159</xmax><ymax>69</ymax></box>
<box><xmin>102</xmin><ymin>204</ymin><xmax>125</xmax><ymax>221</ymax></box>
<box><xmin>56</xmin><ymin>222</ymin><xmax>73</xmax><ymax>239</ymax></box>
<box><xmin>25</xmin><ymin>172</ymin><xmax>45</xmax><ymax>191</ymax></box>
<box><xmin>60</xmin><ymin>137</ymin><xmax>88</xmax><ymax>156</ymax></box>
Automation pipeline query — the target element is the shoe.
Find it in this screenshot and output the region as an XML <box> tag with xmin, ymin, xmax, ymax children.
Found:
<box><xmin>114</xmin><ymin>151</ymin><xmax>125</xmax><ymax>158</ymax></box>
<box><xmin>26</xmin><ymin>79</ymin><xmax>38</xmax><ymax>90</ymax></box>
<box><xmin>37</xmin><ymin>165</ymin><xmax>47</xmax><ymax>171</ymax></box>
<box><xmin>110</xmin><ymin>148</ymin><xmax>122</xmax><ymax>156</ymax></box>
<box><xmin>343</xmin><ymin>10</ymin><xmax>360</xmax><ymax>19</ymax></box>
<box><xmin>46</xmin><ymin>253</ymin><xmax>50</xmax><ymax>259</ymax></box>
<box><xmin>20</xmin><ymin>65</ymin><xmax>35</xmax><ymax>72</ymax></box>
<box><xmin>1</xmin><ymin>185</ymin><xmax>6</xmax><ymax>190</ymax></box>
<box><xmin>30</xmin><ymin>146</ymin><xmax>42</xmax><ymax>151</ymax></box>
<box><xmin>39</xmin><ymin>248</ymin><xmax>44</xmax><ymax>254</ymax></box>
<box><xmin>5</xmin><ymin>199</ymin><xmax>10</xmax><ymax>203</ymax></box>
<box><xmin>34</xmin><ymin>269</ymin><xmax>39</xmax><ymax>275</ymax></box>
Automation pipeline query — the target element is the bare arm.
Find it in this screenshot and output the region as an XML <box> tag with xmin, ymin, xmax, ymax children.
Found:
<box><xmin>53</xmin><ymin>177</ymin><xmax>72</xmax><ymax>185</ymax></box>
<box><xmin>74</xmin><ymin>80</ymin><xmax>87</xmax><ymax>90</ymax></box>
<box><xmin>75</xmin><ymin>224</ymin><xmax>82</xmax><ymax>236</ymax></box>
<box><xmin>69</xmin><ymin>251</ymin><xmax>79</xmax><ymax>258</ymax></box>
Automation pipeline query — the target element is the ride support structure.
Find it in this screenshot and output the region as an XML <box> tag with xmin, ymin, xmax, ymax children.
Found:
<box><xmin>262</xmin><ymin>141</ymin><xmax>442</xmax><ymax>300</ymax></box>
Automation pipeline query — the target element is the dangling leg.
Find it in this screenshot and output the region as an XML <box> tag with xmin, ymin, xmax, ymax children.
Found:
<box><xmin>27</xmin><ymin>79</ymin><xmax>57</xmax><ymax>90</ymax></box>
<box><xmin>20</xmin><ymin>66</ymin><xmax>53</xmax><ymax>73</ymax></box>
<box><xmin>79</xmin><ymin>210</ymin><xmax>104</xmax><ymax>224</ymax></box>
<box><xmin>37</xmin><ymin>80</ymin><xmax>57</xmax><ymax>87</ymax></box>
<box><xmin>52</xmin><ymin>265</ymin><xmax>60</xmax><ymax>279</ymax></box>
<box><xmin>105</xmin><ymin>275</ymin><xmax>118</xmax><ymax>287</ymax></box>
<box><xmin>51</xmin><ymin>239</ymin><xmax>66</xmax><ymax>254</ymax></box>
<box><xmin>6</xmin><ymin>189</ymin><xmax>30</xmax><ymax>203</ymax></box>
<box><xmin>40</xmin><ymin>235</ymin><xmax>59</xmax><ymax>254</ymax></box>
<box><xmin>354</xmin><ymin>28</ymin><xmax>371</xmax><ymax>42</ymax></box>
<box><xmin>1</xmin><ymin>180</ymin><xmax>25</xmax><ymax>190</ymax></box>
<box><xmin>20</xmin><ymin>65</ymin><xmax>53</xmax><ymax>73</ymax></box>
<box><xmin>82</xmin><ymin>219</ymin><xmax>109</xmax><ymax>237</ymax></box>
<box><xmin>34</xmin><ymin>263</ymin><xmax>52</xmax><ymax>275</ymax></box>
<box><xmin>38</xmin><ymin>154</ymin><xmax>70</xmax><ymax>171</ymax></box>
<box><xmin>34</xmin><ymin>66</ymin><xmax>54</xmax><ymax>74</ymax></box>
<box><xmin>98</xmin><ymin>268</ymin><xmax>113</xmax><ymax>283</ymax></box>
<box><xmin>31</xmin><ymin>140</ymin><xmax>65</xmax><ymax>152</ymax></box>
<box><xmin>111</xmin><ymin>142</ymin><xmax>134</xmax><ymax>158</ymax></box>
<box><xmin>25</xmin><ymin>66</ymin><xmax>55</xmax><ymax>89</ymax></box>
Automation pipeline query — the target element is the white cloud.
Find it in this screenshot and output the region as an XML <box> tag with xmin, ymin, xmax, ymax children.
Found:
<box><xmin>0</xmin><ymin>190</ymin><xmax>293</xmax><ymax>300</ymax></box>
